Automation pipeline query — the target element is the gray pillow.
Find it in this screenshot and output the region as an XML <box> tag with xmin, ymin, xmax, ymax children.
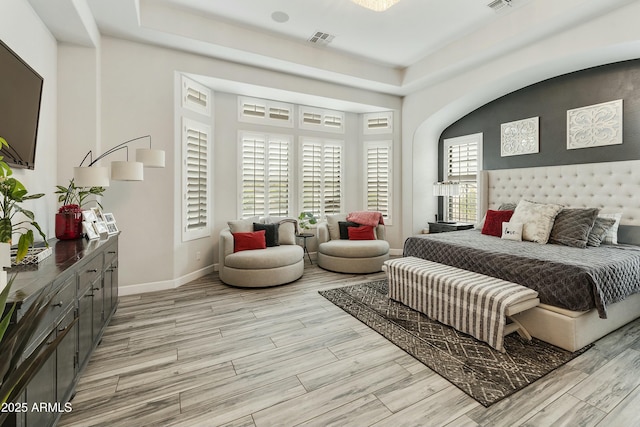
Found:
<box><xmin>549</xmin><ymin>208</ymin><xmax>599</xmax><ymax>248</ymax></box>
<box><xmin>587</xmin><ymin>217</ymin><xmax>617</xmax><ymax>247</ymax></box>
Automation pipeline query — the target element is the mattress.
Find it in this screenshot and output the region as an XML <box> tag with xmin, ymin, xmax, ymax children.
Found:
<box><xmin>404</xmin><ymin>230</ymin><xmax>640</xmax><ymax>318</ymax></box>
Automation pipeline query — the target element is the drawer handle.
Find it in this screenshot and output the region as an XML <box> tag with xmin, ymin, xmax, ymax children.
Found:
<box><xmin>93</xmin><ymin>287</ymin><xmax>100</xmax><ymax>291</ymax></box>
<box><xmin>87</xmin><ymin>269</ymin><xmax>98</xmax><ymax>273</ymax></box>
<box><xmin>53</xmin><ymin>301</ymin><xmax>63</xmax><ymax>308</ymax></box>
<box><xmin>108</xmin><ymin>251</ymin><xmax>116</xmax><ymax>254</ymax></box>
<box><xmin>85</xmin><ymin>293</ymin><xmax>94</xmax><ymax>298</ymax></box>
<box><xmin>58</xmin><ymin>326</ymin><xmax>67</xmax><ymax>332</ymax></box>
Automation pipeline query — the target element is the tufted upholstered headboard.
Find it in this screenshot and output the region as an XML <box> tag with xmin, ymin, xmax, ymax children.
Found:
<box><xmin>478</xmin><ymin>159</ymin><xmax>640</xmax><ymax>245</ymax></box>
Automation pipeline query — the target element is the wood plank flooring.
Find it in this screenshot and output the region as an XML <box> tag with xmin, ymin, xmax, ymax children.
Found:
<box><xmin>58</xmin><ymin>264</ymin><xmax>640</xmax><ymax>427</ymax></box>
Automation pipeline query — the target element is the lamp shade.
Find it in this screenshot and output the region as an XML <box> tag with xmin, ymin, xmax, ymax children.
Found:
<box><xmin>111</xmin><ymin>161</ymin><xmax>143</xmax><ymax>181</ymax></box>
<box><xmin>136</xmin><ymin>148</ymin><xmax>165</xmax><ymax>168</ymax></box>
<box><xmin>74</xmin><ymin>166</ymin><xmax>110</xmax><ymax>187</ymax></box>
<box><xmin>432</xmin><ymin>182</ymin><xmax>460</xmax><ymax>197</ymax></box>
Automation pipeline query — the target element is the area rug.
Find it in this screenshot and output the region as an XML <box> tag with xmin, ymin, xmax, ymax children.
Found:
<box><xmin>319</xmin><ymin>279</ymin><xmax>591</xmax><ymax>407</ymax></box>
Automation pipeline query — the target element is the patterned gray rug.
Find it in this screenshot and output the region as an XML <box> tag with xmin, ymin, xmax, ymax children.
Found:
<box><xmin>319</xmin><ymin>279</ymin><xmax>591</xmax><ymax>407</ymax></box>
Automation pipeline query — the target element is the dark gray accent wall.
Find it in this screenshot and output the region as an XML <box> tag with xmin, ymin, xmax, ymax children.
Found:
<box><xmin>439</xmin><ymin>59</ymin><xmax>640</xmax><ymax>174</ymax></box>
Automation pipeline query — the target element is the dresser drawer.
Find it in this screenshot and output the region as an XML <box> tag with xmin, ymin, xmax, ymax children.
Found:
<box><xmin>78</xmin><ymin>255</ymin><xmax>103</xmax><ymax>290</ymax></box>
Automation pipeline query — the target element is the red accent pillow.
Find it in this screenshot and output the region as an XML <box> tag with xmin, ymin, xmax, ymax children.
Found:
<box><xmin>348</xmin><ymin>225</ymin><xmax>375</xmax><ymax>240</ymax></box>
<box><xmin>481</xmin><ymin>210</ymin><xmax>514</xmax><ymax>237</ymax></box>
<box><xmin>233</xmin><ymin>230</ymin><xmax>266</xmax><ymax>252</ymax></box>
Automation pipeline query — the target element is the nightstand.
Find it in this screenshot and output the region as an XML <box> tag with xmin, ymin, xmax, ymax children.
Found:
<box><xmin>427</xmin><ymin>222</ymin><xmax>474</xmax><ymax>233</ymax></box>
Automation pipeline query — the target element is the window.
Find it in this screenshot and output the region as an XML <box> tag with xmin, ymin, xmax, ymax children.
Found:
<box><xmin>364</xmin><ymin>140</ymin><xmax>392</xmax><ymax>224</ymax></box>
<box><xmin>300</xmin><ymin>138</ymin><xmax>343</xmax><ymax>218</ymax></box>
<box><xmin>363</xmin><ymin>111</ymin><xmax>393</xmax><ymax>134</ymax></box>
<box><xmin>181</xmin><ymin>75</ymin><xmax>210</xmax><ymax>116</ymax></box>
<box><xmin>443</xmin><ymin>133</ymin><xmax>482</xmax><ymax>223</ymax></box>
<box><xmin>182</xmin><ymin>118</ymin><xmax>211</xmax><ymax>240</ymax></box>
<box><xmin>238</xmin><ymin>96</ymin><xmax>293</xmax><ymax>127</ymax></box>
<box><xmin>299</xmin><ymin>106</ymin><xmax>345</xmax><ymax>133</ymax></box>
<box><xmin>239</xmin><ymin>132</ymin><xmax>292</xmax><ymax>218</ymax></box>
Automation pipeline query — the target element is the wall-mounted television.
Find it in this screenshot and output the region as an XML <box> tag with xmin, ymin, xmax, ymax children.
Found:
<box><xmin>0</xmin><ymin>38</ymin><xmax>43</xmax><ymax>170</ymax></box>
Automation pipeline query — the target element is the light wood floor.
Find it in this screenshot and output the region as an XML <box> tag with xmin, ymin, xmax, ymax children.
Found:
<box><xmin>59</xmin><ymin>263</ymin><xmax>640</xmax><ymax>427</ymax></box>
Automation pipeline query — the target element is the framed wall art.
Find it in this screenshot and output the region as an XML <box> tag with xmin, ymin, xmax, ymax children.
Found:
<box><xmin>567</xmin><ymin>99</ymin><xmax>623</xmax><ymax>150</ymax></box>
<box><xmin>501</xmin><ymin>116</ymin><xmax>539</xmax><ymax>157</ymax></box>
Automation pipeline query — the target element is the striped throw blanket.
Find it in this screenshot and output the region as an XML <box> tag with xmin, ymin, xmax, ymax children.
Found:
<box><xmin>386</xmin><ymin>257</ymin><xmax>538</xmax><ymax>352</ymax></box>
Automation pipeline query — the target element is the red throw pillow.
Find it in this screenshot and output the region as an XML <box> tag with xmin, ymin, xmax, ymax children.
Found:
<box><xmin>481</xmin><ymin>210</ymin><xmax>514</xmax><ymax>237</ymax></box>
<box><xmin>233</xmin><ymin>230</ymin><xmax>266</xmax><ymax>252</ymax></box>
<box><xmin>348</xmin><ymin>225</ymin><xmax>375</xmax><ymax>240</ymax></box>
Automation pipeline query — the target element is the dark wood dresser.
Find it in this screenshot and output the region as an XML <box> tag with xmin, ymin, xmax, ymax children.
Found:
<box><xmin>1</xmin><ymin>235</ymin><xmax>119</xmax><ymax>427</ymax></box>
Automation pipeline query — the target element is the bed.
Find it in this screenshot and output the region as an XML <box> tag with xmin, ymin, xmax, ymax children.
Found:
<box><xmin>406</xmin><ymin>159</ymin><xmax>640</xmax><ymax>351</ymax></box>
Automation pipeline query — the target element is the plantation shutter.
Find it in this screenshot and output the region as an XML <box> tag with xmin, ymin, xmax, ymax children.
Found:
<box><xmin>323</xmin><ymin>144</ymin><xmax>342</xmax><ymax>215</ymax></box>
<box><xmin>365</xmin><ymin>142</ymin><xmax>391</xmax><ymax>222</ymax></box>
<box><xmin>241</xmin><ymin>136</ymin><xmax>266</xmax><ymax>217</ymax></box>
<box><xmin>445</xmin><ymin>137</ymin><xmax>479</xmax><ymax>223</ymax></box>
<box><xmin>300</xmin><ymin>139</ymin><xmax>342</xmax><ymax>218</ymax></box>
<box><xmin>363</xmin><ymin>112</ymin><xmax>393</xmax><ymax>134</ymax></box>
<box><xmin>267</xmin><ymin>138</ymin><xmax>290</xmax><ymax>217</ymax></box>
<box><xmin>240</xmin><ymin>133</ymin><xmax>291</xmax><ymax>218</ymax></box>
<box><xmin>183</xmin><ymin>121</ymin><xmax>209</xmax><ymax>232</ymax></box>
<box><xmin>301</xmin><ymin>142</ymin><xmax>322</xmax><ymax>217</ymax></box>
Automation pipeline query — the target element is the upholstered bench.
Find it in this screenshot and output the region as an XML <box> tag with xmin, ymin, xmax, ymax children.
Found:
<box><xmin>383</xmin><ymin>257</ymin><xmax>540</xmax><ymax>352</ymax></box>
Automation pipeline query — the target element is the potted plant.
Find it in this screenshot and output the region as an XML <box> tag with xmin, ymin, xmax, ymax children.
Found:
<box><xmin>0</xmin><ymin>137</ymin><xmax>47</xmax><ymax>263</ymax></box>
<box><xmin>54</xmin><ymin>179</ymin><xmax>105</xmax><ymax>240</ymax></box>
<box><xmin>298</xmin><ymin>211</ymin><xmax>317</xmax><ymax>231</ymax></box>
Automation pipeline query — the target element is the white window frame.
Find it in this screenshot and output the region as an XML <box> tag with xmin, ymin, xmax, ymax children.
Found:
<box><xmin>364</xmin><ymin>140</ymin><xmax>392</xmax><ymax>225</ymax></box>
<box><xmin>181</xmin><ymin>117</ymin><xmax>212</xmax><ymax>241</ymax></box>
<box><xmin>238</xmin><ymin>96</ymin><xmax>294</xmax><ymax>128</ymax></box>
<box><xmin>238</xmin><ymin>131</ymin><xmax>293</xmax><ymax>218</ymax></box>
<box><xmin>442</xmin><ymin>133</ymin><xmax>483</xmax><ymax>223</ymax></box>
<box><xmin>299</xmin><ymin>137</ymin><xmax>344</xmax><ymax>219</ymax></box>
<box><xmin>363</xmin><ymin>111</ymin><xmax>393</xmax><ymax>135</ymax></box>
<box><xmin>299</xmin><ymin>106</ymin><xmax>345</xmax><ymax>134</ymax></box>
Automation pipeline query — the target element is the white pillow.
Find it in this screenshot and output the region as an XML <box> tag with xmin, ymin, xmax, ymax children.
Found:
<box><xmin>598</xmin><ymin>213</ymin><xmax>622</xmax><ymax>245</ymax></box>
<box><xmin>501</xmin><ymin>222</ymin><xmax>523</xmax><ymax>241</ymax></box>
<box><xmin>227</xmin><ymin>216</ymin><xmax>259</xmax><ymax>233</ymax></box>
<box><xmin>509</xmin><ymin>200</ymin><xmax>563</xmax><ymax>244</ymax></box>
<box><xmin>325</xmin><ymin>213</ymin><xmax>347</xmax><ymax>241</ymax></box>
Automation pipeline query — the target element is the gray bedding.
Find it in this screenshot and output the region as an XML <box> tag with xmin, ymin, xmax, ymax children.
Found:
<box><xmin>403</xmin><ymin>230</ymin><xmax>640</xmax><ymax>318</ymax></box>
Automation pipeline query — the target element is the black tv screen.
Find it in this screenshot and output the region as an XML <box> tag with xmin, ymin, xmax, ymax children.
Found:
<box><xmin>0</xmin><ymin>39</ymin><xmax>43</xmax><ymax>170</ymax></box>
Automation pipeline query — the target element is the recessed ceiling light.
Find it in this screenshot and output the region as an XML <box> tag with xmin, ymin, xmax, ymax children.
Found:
<box><xmin>271</xmin><ymin>11</ymin><xmax>289</xmax><ymax>23</ymax></box>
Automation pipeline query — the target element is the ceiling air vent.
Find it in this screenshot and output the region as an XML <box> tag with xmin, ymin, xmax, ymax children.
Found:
<box><xmin>307</xmin><ymin>31</ymin><xmax>335</xmax><ymax>47</ymax></box>
<box><xmin>487</xmin><ymin>0</ymin><xmax>512</xmax><ymax>12</ymax></box>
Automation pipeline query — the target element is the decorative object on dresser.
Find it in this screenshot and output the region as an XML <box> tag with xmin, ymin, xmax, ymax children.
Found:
<box><xmin>54</xmin><ymin>179</ymin><xmax>105</xmax><ymax>240</ymax></box>
<box><xmin>72</xmin><ymin>135</ymin><xmax>165</xmax><ymax>187</ymax></box>
<box><xmin>319</xmin><ymin>279</ymin><xmax>589</xmax><ymax>407</ymax></box>
<box><xmin>427</xmin><ymin>221</ymin><xmax>473</xmax><ymax>233</ymax></box>
<box><xmin>1</xmin><ymin>235</ymin><xmax>119</xmax><ymax>427</ymax></box>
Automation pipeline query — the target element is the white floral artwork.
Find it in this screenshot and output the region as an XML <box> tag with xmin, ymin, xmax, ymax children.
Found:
<box><xmin>567</xmin><ymin>99</ymin><xmax>623</xmax><ymax>150</ymax></box>
<box><xmin>501</xmin><ymin>117</ymin><xmax>539</xmax><ymax>157</ymax></box>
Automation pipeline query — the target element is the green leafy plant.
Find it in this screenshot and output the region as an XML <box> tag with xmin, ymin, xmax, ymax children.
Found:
<box><xmin>55</xmin><ymin>178</ymin><xmax>105</xmax><ymax>212</ymax></box>
<box><xmin>0</xmin><ymin>276</ymin><xmax>75</xmax><ymax>420</ymax></box>
<box><xmin>0</xmin><ymin>137</ymin><xmax>46</xmax><ymax>262</ymax></box>
<box><xmin>298</xmin><ymin>211</ymin><xmax>317</xmax><ymax>230</ymax></box>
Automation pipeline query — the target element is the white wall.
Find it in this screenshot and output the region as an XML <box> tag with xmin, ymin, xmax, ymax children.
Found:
<box><xmin>401</xmin><ymin>0</ymin><xmax>640</xmax><ymax>238</ymax></box>
<box><xmin>0</xmin><ymin>0</ymin><xmax>58</xmax><ymax>241</ymax></box>
<box><xmin>99</xmin><ymin>37</ymin><xmax>403</xmax><ymax>293</ymax></box>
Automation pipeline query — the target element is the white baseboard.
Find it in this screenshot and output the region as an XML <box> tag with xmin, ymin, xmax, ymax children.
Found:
<box><xmin>119</xmin><ymin>264</ymin><xmax>216</xmax><ymax>296</ymax></box>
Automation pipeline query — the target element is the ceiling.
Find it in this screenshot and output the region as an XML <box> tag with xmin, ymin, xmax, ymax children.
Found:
<box><xmin>28</xmin><ymin>0</ymin><xmax>638</xmax><ymax>98</ymax></box>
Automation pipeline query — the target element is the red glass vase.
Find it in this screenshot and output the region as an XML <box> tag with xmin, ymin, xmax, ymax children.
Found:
<box><xmin>55</xmin><ymin>212</ymin><xmax>83</xmax><ymax>240</ymax></box>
